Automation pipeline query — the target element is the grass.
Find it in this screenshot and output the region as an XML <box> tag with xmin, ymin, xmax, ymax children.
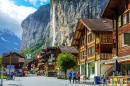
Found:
<box><xmin>0</xmin><ymin>75</ymin><xmax>7</xmax><ymax>79</ymax></box>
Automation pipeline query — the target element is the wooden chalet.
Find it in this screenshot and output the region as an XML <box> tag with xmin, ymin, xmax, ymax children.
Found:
<box><xmin>2</xmin><ymin>52</ymin><xmax>25</xmax><ymax>72</ymax></box>
<box><xmin>101</xmin><ymin>0</ymin><xmax>130</xmax><ymax>80</ymax></box>
<box><xmin>71</xmin><ymin>18</ymin><xmax>113</xmax><ymax>79</ymax></box>
<box><xmin>26</xmin><ymin>60</ymin><xmax>32</xmax><ymax>71</ymax></box>
<box><xmin>42</xmin><ymin>47</ymin><xmax>57</xmax><ymax>72</ymax></box>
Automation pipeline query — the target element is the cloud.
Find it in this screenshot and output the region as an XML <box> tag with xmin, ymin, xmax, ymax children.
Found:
<box><xmin>26</xmin><ymin>0</ymin><xmax>49</xmax><ymax>6</ymax></box>
<box><xmin>0</xmin><ymin>0</ymin><xmax>36</xmax><ymax>38</ymax></box>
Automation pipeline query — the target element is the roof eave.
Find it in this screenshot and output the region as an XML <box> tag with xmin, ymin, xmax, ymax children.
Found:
<box><xmin>101</xmin><ymin>0</ymin><xmax>111</xmax><ymax>18</ymax></box>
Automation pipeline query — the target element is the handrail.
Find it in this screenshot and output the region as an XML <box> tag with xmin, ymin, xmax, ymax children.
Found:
<box><xmin>104</xmin><ymin>66</ymin><xmax>113</xmax><ymax>75</ymax></box>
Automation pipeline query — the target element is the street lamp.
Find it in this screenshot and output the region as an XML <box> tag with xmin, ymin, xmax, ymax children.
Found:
<box><xmin>9</xmin><ymin>51</ymin><xmax>12</xmax><ymax>77</ymax></box>
<box><xmin>83</xmin><ymin>55</ymin><xmax>87</xmax><ymax>84</ymax></box>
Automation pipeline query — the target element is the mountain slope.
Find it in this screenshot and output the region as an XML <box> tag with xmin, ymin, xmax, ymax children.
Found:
<box><xmin>20</xmin><ymin>4</ymin><xmax>50</xmax><ymax>52</ymax></box>
<box><xmin>0</xmin><ymin>30</ymin><xmax>22</xmax><ymax>56</ymax></box>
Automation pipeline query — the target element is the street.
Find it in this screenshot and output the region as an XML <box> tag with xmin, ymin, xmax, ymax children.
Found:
<box><xmin>1</xmin><ymin>75</ymin><xmax>102</xmax><ymax>86</ymax></box>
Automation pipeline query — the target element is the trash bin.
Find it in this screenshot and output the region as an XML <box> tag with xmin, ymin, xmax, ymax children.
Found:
<box><xmin>94</xmin><ymin>76</ymin><xmax>100</xmax><ymax>84</ymax></box>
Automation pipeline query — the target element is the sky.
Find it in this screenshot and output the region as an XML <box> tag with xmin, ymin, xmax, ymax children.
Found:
<box><xmin>0</xmin><ymin>0</ymin><xmax>50</xmax><ymax>39</ymax></box>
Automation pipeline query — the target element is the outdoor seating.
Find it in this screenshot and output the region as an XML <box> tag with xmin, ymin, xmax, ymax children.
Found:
<box><xmin>107</xmin><ymin>76</ymin><xmax>130</xmax><ymax>86</ymax></box>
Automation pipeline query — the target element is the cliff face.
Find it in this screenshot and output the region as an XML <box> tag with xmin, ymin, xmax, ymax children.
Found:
<box><xmin>20</xmin><ymin>0</ymin><xmax>108</xmax><ymax>53</ymax></box>
<box><xmin>50</xmin><ymin>0</ymin><xmax>107</xmax><ymax>46</ymax></box>
<box><xmin>20</xmin><ymin>4</ymin><xmax>50</xmax><ymax>52</ymax></box>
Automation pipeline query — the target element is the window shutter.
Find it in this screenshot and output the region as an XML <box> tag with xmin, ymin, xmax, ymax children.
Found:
<box><xmin>124</xmin><ymin>33</ymin><xmax>130</xmax><ymax>44</ymax></box>
<box><xmin>118</xmin><ymin>15</ymin><xmax>121</xmax><ymax>27</ymax></box>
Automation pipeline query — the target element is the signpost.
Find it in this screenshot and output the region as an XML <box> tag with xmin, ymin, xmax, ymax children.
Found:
<box><xmin>1</xmin><ymin>66</ymin><xmax>3</xmax><ymax>86</ymax></box>
<box><xmin>36</xmin><ymin>55</ymin><xmax>41</xmax><ymax>59</ymax></box>
<box><xmin>26</xmin><ymin>54</ymin><xmax>31</xmax><ymax>60</ymax></box>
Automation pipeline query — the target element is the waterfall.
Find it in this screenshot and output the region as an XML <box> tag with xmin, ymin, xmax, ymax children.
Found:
<box><xmin>52</xmin><ymin>4</ymin><xmax>56</xmax><ymax>46</ymax></box>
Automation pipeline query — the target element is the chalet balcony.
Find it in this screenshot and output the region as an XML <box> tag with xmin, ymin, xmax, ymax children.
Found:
<box><xmin>2</xmin><ymin>57</ymin><xmax>24</xmax><ymax>64</ymax></box>
<box><xmin>96</xmin><ymin>53</ymin><xmax>112</xmax><ymax>60</ymax></box>
<box><xmin>112</xmin><ymin>48</ymin><xmax>116</xmax><ymax>57</ymax></box>
<box><xmin>101</xmin><ymin>53</ymin><xmax>112</xmax><ymax>60</ymax></box>
<box><xmin>100</xmin><ymin>36</ymin><xmax>113</xmax><ymax>43</ymax></box>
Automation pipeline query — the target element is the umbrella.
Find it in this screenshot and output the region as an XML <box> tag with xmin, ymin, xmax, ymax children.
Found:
<box><xmin>113</xmin><ymin>60</ymin><xmax>120</xmax><ymax>76</ymax></box>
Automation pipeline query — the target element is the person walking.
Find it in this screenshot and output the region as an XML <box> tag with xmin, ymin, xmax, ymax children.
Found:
<box><xmin>77</xmin><ymin>72</ymin><xmax>81</xmax><ymax>83</ymax></box>
<box><xmin>73</xmin><ymin>70</ymin><xmax>77</xmax><ymax>84</ymax></box>
<box><xmin>68</xmin><ymin>71</ymin><xmax>72</xmax><ymax>84</ymax></box>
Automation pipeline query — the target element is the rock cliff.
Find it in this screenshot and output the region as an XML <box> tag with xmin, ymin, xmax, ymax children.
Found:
<box><xmin>50</xmin><ymin>0</ymin><xmax>107</xmax><ymax>46</ymax></box>
<box><xmin>20</xmin><ymin>4</ymin><xmax>50</xmax><ymax>52</ymax></box>
<box><xmin>20</xmin><ymin>0</ymin><xmax>108</xmax><ymax>54</ymax></box>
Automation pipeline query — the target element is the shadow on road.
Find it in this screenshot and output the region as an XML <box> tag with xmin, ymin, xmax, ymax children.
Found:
<box><xmin>8</xmin><ymin>84</ymin><xmax>19</xmax><ymax>86</ymax></box>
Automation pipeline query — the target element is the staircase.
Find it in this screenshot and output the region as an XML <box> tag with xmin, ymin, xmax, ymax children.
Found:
<box><xmin>104</xmin><ymin>66</ymin><xmax>113</xmax><ymax>77</ymax></box>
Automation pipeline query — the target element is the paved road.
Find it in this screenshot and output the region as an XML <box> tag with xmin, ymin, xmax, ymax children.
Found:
<box><xmin>2</xmin><ymin>75</ymin><xmax>103</xmax><ymax>86</ymax></box>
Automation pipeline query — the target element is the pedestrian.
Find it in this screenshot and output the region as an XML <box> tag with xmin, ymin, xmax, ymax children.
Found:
<box><xmin>68</xmin><ymin>71</ymin><xmax>72</xmax><ymax>84</ymax></box>
<box><xmin>73</xmin><ymin>70</ymin><xmax>77</xmax><ymax>84</ymax></box>
<box><xmin>13</xmin><ymin>72</ymin><xmax>15</xmax><ymax>80</ymax></box>
<box><xmin>77</xmin><ymin>72</ymin><xmax>81</xmax><ymax>83</ymax></box>
<box><xmin>10</xmin><ymin>72</ymin><xmax>12</xmax><ymax>79</ymax></box>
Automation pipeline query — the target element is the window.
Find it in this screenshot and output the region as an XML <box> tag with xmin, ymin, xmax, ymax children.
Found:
<box><xmin>118</xmin><ymin>15</ymin><xmax>121</xmax><ymax>27</ymax></box>
<box><xmin>123</xmin><ymin>14</ymin><xmax>127</xmax><ymax>25</ymax></box>
<box><xmin>88</xmin><ymin>46</ymin><xmax>95</xmax><ymax>57</ymax></box>
<box><xmin>81</xmin><ymin>37</ymin><xmax>86</xmax><ymax>46</ymax></box>
<box><xmin>81</xmin><ymin>50</ymin><xmax>86</xmax><ymax>59</ymax></box>
<box><xmin>129</xmin><ymin>11</ymin><xmax>130</xmax><ymax>22</ymax></box>
<box><xmin>84</xmin><ymin>37</ymin><xmax>86</xmax><ymax>44</ymax></box>
<box><xmin>124</xmin><ymin>33</ymin><xmax>130</xmax><ymax>45</ymax></box>
<box><xmin>88</xmin><ymin>33</ymin><xmax>94</xmax><ymax>43</ymax></box>
<box><xmin>122</xmin><ymin>33</ymin><xmax>130</xmax><ymax>47</ymax></box>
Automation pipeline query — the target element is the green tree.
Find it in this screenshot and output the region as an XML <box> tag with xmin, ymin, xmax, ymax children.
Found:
<box><xmin>0</xmin><ymin>56</ymin><xmax>3</xmax><ymax>70</ymax></box>
<box><xmin>57</xmin><ymin>53</ymin><xmax>77</xmax><ymax>79</ymax></box>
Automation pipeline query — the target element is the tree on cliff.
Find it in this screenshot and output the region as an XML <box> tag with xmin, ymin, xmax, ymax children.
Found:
<box><xmin>57</xmin><ymin>53</ymin><xmax>77</xmax><ymax>79</ymax></box>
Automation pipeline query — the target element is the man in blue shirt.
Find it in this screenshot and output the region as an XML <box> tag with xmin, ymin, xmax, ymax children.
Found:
<box><xmin>73</xmin><ymin>70</ymin><xmax>77</xmax><ymax>83</ymax></box>
<box><xmin>68</xmin><ymin>71</ymin><xmax>72</xmax><ymax>83</ymax></box>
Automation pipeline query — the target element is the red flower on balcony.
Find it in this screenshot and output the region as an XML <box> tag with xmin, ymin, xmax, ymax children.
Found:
<box><xmin>95</xmin><ymin>49</ymin><xmax>99</xmax><ymax>52</ymax></box>
<box><xmin>76</xmin><ymin>57</ymin><xmax>79</xmax><ymax>59</ymax></box>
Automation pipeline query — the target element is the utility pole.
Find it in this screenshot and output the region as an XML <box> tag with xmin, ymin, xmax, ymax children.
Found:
<box><xmin>9</xmin><ymin>51</ymin><xmax>12</xmax><ymax>78</ymax></box>
<box><xmin>83</xmin><ymin>55</ymin><xmax>87</xmax><ymax>84</ymax></box>
<box><xmin>1</xmin><ymin>66</ymin><xmax>3</xmax><ymax>86</ymax></box>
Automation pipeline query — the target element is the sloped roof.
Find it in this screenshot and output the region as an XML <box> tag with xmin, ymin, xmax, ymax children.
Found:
<box><xmin>59</xmin><ymin>46</ymin><xmax>78</xmax><ymax>54</ymax></box>
<box><xmin>26</xmin><ymin>60</ymin><xmax>32</xmax><ymax>64</ymax></box>
<box><xmin>3</xmin><ymin>52</ymin><xmax>25</xmax><ymax>58</ymax></box>
<box><xmin>101</xmin><ymin>0</ymin><xmax>122</xmax><ymax>18</ymax></box>
<box><xmin>80</xmin><ymin>18</ymin><xmax>113</xmax><ymax>32</ymax></box>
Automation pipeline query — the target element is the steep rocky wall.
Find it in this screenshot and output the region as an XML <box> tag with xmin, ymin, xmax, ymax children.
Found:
<box><xmin>20</xmin><ymin>0</ymin><xmax>108</xmax><ymax>52</ymax></box>
<box><xmin>20</xmin><ymin>4</ymin><xmax>50</xmax><ymax>52</ymax></box>
<box><xmin>50</xmin><ymin>0</ymin><xmax>108</xmax><ymax>46</ymax></box>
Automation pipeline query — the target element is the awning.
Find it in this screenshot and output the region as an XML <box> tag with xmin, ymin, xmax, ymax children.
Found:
<box><xmin>100</xmin><ymin>55</ymin><xmax>130</xmax><ymax>64</ymax></box>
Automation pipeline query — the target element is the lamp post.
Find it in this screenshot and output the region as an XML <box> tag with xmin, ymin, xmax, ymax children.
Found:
<box><xmin>9</xmin><ymin>51</ymin><xmax>12</xmax><ymax>77</ymax></box>
<box><xmin>83</xmin><ymin>55</ymin><xmax>87</xmax><ymax>84</ymax></box>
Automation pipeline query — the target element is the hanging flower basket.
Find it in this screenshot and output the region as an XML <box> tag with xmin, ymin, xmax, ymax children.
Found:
<box><xmin>95</xmin><ymin>49</ymin><xmax>99</xmax><ymax>54</ymax></box>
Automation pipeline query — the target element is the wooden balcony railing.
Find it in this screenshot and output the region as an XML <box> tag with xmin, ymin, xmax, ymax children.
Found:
<box><xmin>112</xmin><ymin>48</ymin><xmax>116</xmax><ymax>57</ymax></box>
<box><xmin>101</xmin><ymin>53</ymin><xmax>112</xmax><ymax>60</ymax></box>
<box><xmin>100</xmin><ymin>37</ymin><xmax>113</xmax><ymax>43</ymax></box>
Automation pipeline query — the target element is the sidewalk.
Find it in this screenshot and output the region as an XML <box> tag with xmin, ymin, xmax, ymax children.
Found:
<box><xmin>0</xmin><ymin>77</ymin><xmax>21</xmax><ymax>86</ymax></box>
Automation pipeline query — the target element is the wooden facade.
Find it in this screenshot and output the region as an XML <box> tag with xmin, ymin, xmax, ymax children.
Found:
<box><xmin>102</xmin><ymin>0</ymin><xmax>130</xmax><ymax>57</ymax></box>
<box><xmin>71</xmin><ymin>18</ymin><xmax>113</xmax><ymax>64</ymax></box>
<box><xmin>40</xmin><ymin>47</ymin><xmax>57</xmax><ymax>72</ymax></box>
<box><xmin>2</xmin><ymin>52</ymin><xmax>25</xmax><ymax>72</ymax></box>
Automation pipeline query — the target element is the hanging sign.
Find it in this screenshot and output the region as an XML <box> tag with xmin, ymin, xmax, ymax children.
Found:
<box><xmin>36</xmin><ymin>55</ymin><xmax>41</xmax><ymax>59</ymax></box>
